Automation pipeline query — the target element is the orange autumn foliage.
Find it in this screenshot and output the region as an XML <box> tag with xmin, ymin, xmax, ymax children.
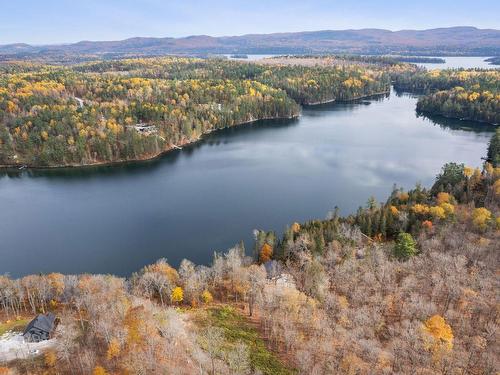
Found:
<box><xmin>436</xmin><ymin>192</ymin><xmax>451</xmax><ymax>205</ymax></box>
<box><xmin>390</xmin><ymin>205</ymin><xmax>399</xmax><ymax>216</ymax></box>
<box><xmin>397</xmin><ymin>192</ymin><xmax>409</xmax><ymax>202</ymax></box>
<box><xmin>259</xmin><ymin>243</ymin><xmax>273</xmax><ymax>263</ymax></box>
<box><xmin>124</xmin><ymin>306</ymin><xmax>144</xmax><ymax>346</ymax></box>
<box><xmin>422</xmin><ymin>220</ymin><xmax>433</xmax><ymax>230</ymax></box>
<box><xmin>291</xmin><ymin>222</ymin><xmax>301</xmax><ymax>233</ymax></box>
<box><xmin>144</xmin><ymin>260</ymin><xmax>179</xmax><ymax>283</ymax></box>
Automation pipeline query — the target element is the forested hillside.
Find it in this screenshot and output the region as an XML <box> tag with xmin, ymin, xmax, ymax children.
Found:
<box><xmin>1</xmin><ymin>136</ymin><xmax>499</xmax><ymax>374</ymax></box>
<box><xmin>0</xmin><ymin>58</ymin><xmax>392</xmax><ymax>167</ymax></box>
<box><xmin>0</xmin><ymin>26</ymin><xmax>498</xmax><ymax>59</ymax></box>
<box><xmin>1</xmin><ymin>56</ymin><xmax>498</xmax><ymax>168</ymax></box>
<box><xmin>1</xmin><ymin>55</ymin><xmax>499</xmax><ymax>374</ymax></box>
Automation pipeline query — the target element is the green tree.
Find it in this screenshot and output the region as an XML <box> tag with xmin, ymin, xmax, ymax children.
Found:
<box><xmin>431</xmin><ymin>162</ymin><xmax>466</xmax><ymax>198</ymax></box>
<box><xmin>487</xmin><ymin>128</ymin><xmax>500</xmax><ymax>167</ymax></box>
<box><xmin>393</xmin><ymin>232</ymin><xmax>417</xmax><ymax>260</ymax></box>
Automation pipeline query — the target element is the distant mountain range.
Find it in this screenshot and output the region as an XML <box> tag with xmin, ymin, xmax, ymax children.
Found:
<box><xmin>1</xmin><ymin>27</ymin><xmax>499</xmax><ymax>60</ymax></box>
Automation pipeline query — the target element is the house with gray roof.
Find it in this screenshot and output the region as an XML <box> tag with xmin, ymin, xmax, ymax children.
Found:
<box><xmin>23</xmin><ymin>312</ymin><xmax>57</xmax><ymax>342</ymax></box>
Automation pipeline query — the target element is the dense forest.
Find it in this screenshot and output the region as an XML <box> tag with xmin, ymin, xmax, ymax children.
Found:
<box><xmin>0</xmin><ymin>56</ymin><xmax>499</xmax><ymax>374</ymax></box>
<box><xmin>392</xmin><ymin>68</ymin><xmax>500</xmax><ymax>93</ymax></box>
<box><xmin>393</xmin><ymin>69</ymin><xmax>500</xmax><ymax>124</ymax></box>
<box><xmin>71</xmin><ymin>57</ymin><xmax>392</xmax><ymax>104</ymax></box>
<box><xmin>0</xmin><ymin>134</ymin><xmax>499</xmax><ymax>374</ymax></box>
<box><xmin>392</xmin><ymin>56</ymin><xmax>445</xmax><ymax>64</ymax></box>
<box><xmin>488</xmin><ymin>128</ymin><xmax>500</xmax><ymax>166</ymax></box>
<box><xmin>2</xmin><ymin>56</ymin><xmax>496</xmax><ymax>168</ymax></box>
<box><xmin>417</xmin><ymin>87</ymin><xmax>500</xmax><ymax>124</ymax></box>
<box><xmin>0</xmin><ymin>57</ymin><xmax>392</xmax><ymax>167</ymax></box>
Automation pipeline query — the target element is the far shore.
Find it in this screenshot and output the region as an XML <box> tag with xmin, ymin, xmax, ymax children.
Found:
<box><xmin>0</xmin><ymin>114</ymin><xmax>299</xmax><ymax>171</ymax></box>
<box><xmin>0</xmin><ymin>90</ymin><xmax>393</xmax><ymax>171</ymax></box>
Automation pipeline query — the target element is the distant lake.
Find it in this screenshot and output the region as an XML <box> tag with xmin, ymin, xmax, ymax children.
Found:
<box><xmin>1</xmin><ymin>88</ymin><xmax>494</xmax><ymax>278</ymax></box>
<box><xmin>224</xmin><ymin>54</ymin><xmax>278</xmax><ymax>61</ymax></box>
<box><xmin>412</xmin><ymin>56</ymin><xmax>497</xmax><ymax>70</ymax></box>
<box><xmin>225</xmin><ymin>55</ymin><xmax>498</xmax><ymax>70</ymax></box>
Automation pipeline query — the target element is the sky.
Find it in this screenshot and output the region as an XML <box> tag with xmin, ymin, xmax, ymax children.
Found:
<box><xmin>1</xmin><ymin>0</ymin><xmax>499</xmax><ymax>45</ymax></box>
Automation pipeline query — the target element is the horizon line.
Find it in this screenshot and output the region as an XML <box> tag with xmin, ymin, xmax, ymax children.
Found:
<box><xmin>2</xmin><ymin>25</ymin><xmax>498</xmax><ymax>47</ymax></box>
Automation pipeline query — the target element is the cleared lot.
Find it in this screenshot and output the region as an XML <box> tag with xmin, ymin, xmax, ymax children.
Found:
<box><xmin>0</xmin><ymin>330</ymin><xmax>57</xmax><ymax>363</ymax></box>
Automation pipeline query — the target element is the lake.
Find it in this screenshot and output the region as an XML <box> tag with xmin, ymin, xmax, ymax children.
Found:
<box><xmin>0</xmin><ymin>89</ymin><xmax>495</xmax><ymax>277</ymax></box>
<box><xmin>225</xmin><ymin>54</ymin><xmax>498</xmax><ymax>70</ymax></box>
<box><xmin>415</xmin><ymin>56</ymin><xmax>497</xmax><ymax>70</ymax></box>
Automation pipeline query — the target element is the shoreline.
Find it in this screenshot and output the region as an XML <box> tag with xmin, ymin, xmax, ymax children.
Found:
<box><xmin>0</xmin><ymin>90</ymin><xmax>391</xmax><ymax>171</ymax></box>
<box><xmin>0</xmin><ymin>114</ymin><xmax>300</xmax><ymax>171</ymax></box>
<box><xmin>303</xmin><ymin>90</ymin><xmax>390</xmax><ymax>105</ymax></box>
<box><xmin>417</xmin><ymin>110</ymin><xmax>499</xmax><ymax>126</ymax></box>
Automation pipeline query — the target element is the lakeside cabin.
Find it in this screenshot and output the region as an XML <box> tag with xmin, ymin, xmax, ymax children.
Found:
<box><xmin>23</xmin><ymin>312</ymin><xmax>57</xmax><ymax>342</ymax></box>
<box><xmin>263</xmin><ymin>260</ymin><xmax>296</xmax><ymax>288</ymax></box>
<box><xmin>127</xmin><ymin>123</ymin><xmax>158</xmax><ymax>136</ymax></box>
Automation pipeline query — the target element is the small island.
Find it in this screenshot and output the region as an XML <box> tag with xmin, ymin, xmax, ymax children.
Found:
<box><xmin>230</xmin><ymin>54</ymin><xmax>249</xmax><ymax>59</ymax></box>
<box><xmin>392</xmin><ymin>56</ymin><xmax>446</xmax><ymax>64</ymax></box>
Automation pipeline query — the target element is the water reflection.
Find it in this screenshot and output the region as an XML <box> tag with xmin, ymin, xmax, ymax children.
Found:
<box><xmin>0</xmin><ymin>118</ymin><xmax>299</xmax><ymax>182</ymax></box>
<box><xmin>416</xmin><ymin>112</ymin><xmax>497</xmax><ymax>134</ymax></box>
<box><xmin>0</xmin><ymin>90</ymin><xmax>494</xmax><ymax>277</ymax></box>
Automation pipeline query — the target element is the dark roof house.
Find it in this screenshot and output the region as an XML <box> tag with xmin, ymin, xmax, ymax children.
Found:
<box><xmin>23</xmin><ymin>312</ymin><xmax>57</xmax><ymax>343</ymax></box>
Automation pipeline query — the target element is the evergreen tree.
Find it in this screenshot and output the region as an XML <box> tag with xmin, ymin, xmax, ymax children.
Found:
<box><xmin>393</xmin><ymin>232</ymin><xmax>417</xmax><ymax>260</ymax></box>
<box><xmin>487</xmin><ymin>128</ymin><xmax>500</xmax><ymax>167</ymax></box>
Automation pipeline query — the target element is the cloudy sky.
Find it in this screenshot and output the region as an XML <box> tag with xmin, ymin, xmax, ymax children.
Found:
<box><xmin>1</xmin><ymin>0</ymin><xmax>499</xmax><ymax>45</ymax></box>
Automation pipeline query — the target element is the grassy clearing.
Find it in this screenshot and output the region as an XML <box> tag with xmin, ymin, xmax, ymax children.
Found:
<box><xmin>204</xmin><ymin>306</ymin><xmax>295</xmax><ymax>375</ymax></box>
<box><xmin>0</xmin><ymin>319</ymin><xmax>29</xmax><ymax>336</ymax></box>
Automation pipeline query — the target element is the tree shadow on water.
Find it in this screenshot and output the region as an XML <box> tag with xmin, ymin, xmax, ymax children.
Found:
<box><xmin>0</xmin><ymin>117</ymin><xmax>299</xmax><ymax>181</ymax></box>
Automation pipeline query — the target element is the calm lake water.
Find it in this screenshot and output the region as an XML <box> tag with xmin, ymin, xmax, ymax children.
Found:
<box><xmin>415</xmin><ymin>56</ymin><xmax>497</xmax><ymax>70</ymax></box>
<box><xmin>223</xmin><ymin>54</ymin><xmax>498</xmax><ymax>70</ymax></box>
<box><xmin>0</xmin><ymin>89</ymin><xmax>495</xmax><ymax>277</ymax></box>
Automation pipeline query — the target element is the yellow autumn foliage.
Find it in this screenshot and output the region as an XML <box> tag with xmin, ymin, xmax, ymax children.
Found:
<box><xmin>430</xmin><ymin>206</ymin><xmax>446</xmax><ymax>220</ymax></box>
<box><xmin>412</xmin><ymin>204</ymin><xmax>430</xmax><ymax>215</ymax></box>
<box><xmin>472</xmin><ymin>207</ymin><xmax>492</xmax><ymax>231</ymax></box>
<box><xmin>422</xmin><ymin>315</ymin><xmax>453</xmax><ymax>352</ymax></box>
<box><xmin>463</xmin><ymin>166</ymin><xmax>474</xmax><ymax>178</ymax></box>
<box><xmin>106</xmin><ymin>338</ymin><xmax>120</xmax><ymax>360</ymax></box>
<box><xmin>439</xmin><ymin>202</ymin><xmax>455</xmax><ymax>216</ymax></box>
<box><xmin>493</xmin><ymin>179</ymin><xmax>500</xmax><ymax>197</ymax></box>
<box><xmin>44</xmin><ymin>350</ymin><xmax>57</xmax><ymax>367</ymax></box>
<box><xmin>171</xmin><ymin>286</ymin><xmax>184</xmax><ymax>304</ymax></box>
<box><xmin>338</xmin><ymin>295</ymin><xmax>349</xmax><ymax>309</ymax></box>
<box><xmin>93</xmin><ymin>366</ymin><xmax>108</xmax><ymax>375</ymax></box>
<box><xmin>201</xmin><ymin>290</ymin><xmax>213</xmax><ymax>304</ymax></box>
